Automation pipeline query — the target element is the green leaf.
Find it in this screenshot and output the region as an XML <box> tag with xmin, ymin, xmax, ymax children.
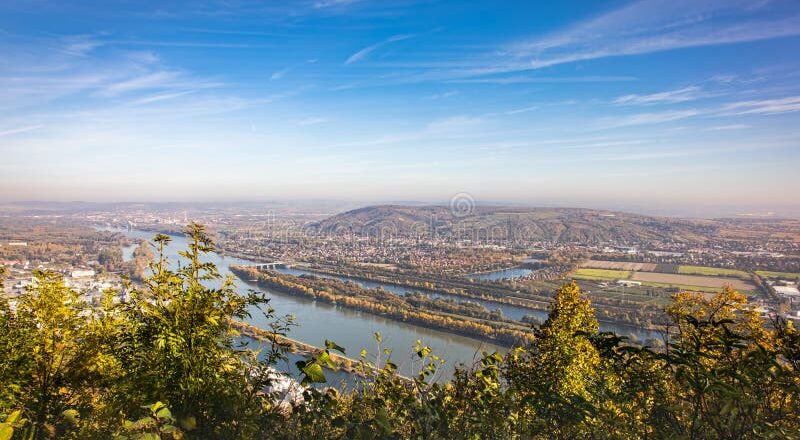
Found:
<box><xmin>301</xmin><ymin>362</ymin><xmax>326</xmax><ymax>383</ymax></box>
<box><xmin>155</xmin><ymin>406</ymin><xmax>173</xmax><ymax>421</ymax></box>
<box><xmin>324</xmin><ymin>339</ymin><xmax>346</xmax><ymax>354</ymax></box>
<box><xmin>62</xmin><ymin>408</ymin><xmax>80</xmax><ymax>424</ymax></box>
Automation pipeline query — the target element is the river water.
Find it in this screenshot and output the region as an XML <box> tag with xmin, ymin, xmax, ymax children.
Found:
<box><xmin>281</xmin><ymin>267</ymin><xmax>661</xmax><ymax>342</ymax></box>
<box><xmin>115</xmin><ymin>228</ymin><xmax>503</xmax><ymax>381</ymax></box>
<box><xmin>116</xmin><ymin>228</ymin><xmax>661</xmax><ymax>382</ymax></box>
<box><xmin>468</xmin><ymin>267</ymin><xmax>533</xmax><ymax>281</ymax></box>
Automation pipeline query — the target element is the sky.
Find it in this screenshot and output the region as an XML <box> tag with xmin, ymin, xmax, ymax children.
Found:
<box><xmin>1</xmin><ymin>0</ymin><xmax>800</xmax><ymax>216</ymax></box>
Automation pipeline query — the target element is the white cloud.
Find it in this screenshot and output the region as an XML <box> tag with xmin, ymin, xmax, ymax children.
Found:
<box><xmin>448</xmin><ymin>75</ymin><xmax>637</xmax><ymax>84</ymax></box>
<box><xmin>597</xmin><ymin>109</ymin><xmax>700</xmax><ymax>129</ymax></box>
<box><xmin>495</xmin><ymin>0</ymin><xmax>800</xmax><ymax>73</ymax></box>
<box><xmin>706</xmin><ymin>124</ymin><xmax>750</xmax><ymax>131</ymax></box>
<box><xmin>100</xmin><ymin>71</ymin><xmax>182</xmax><ymax>96</ymax></box>
<box><xmin>427</xmin><ymin>90</ymin><xmax>459</xmax><ymax>100</ymax></box>
<box><xmin>129</xmin><ymin>90</ymin><xmax>195</xmax><ymax>105</ymax></box>
<box><xmin>0</xmin><ymin>125</ymin><xmax>43</xmax><ymax>137</ymax></box>
<box><xmin>721</xmin><ymin>96</ymin><xmax>800</xmax><ymax>115</ymax></box>
<box><xmin>270</xmin><ymin>67</ymin><xmax>291</xmax><ymax>80</ymax></box>
<box><xmin>61</xmin><ymin>34</ymin><xmax>104</xmax><ymax>57</ymax></box>
<box><xmin>505</xmin><ymin>105</ymin><xmax>538</xmax><ymax>115</ymax></box>
<box><xmin>346</xmin><ymin>34</ymin><xmax>414</xmax><ymax>65</ymax></box>
<box><xmin>313</xmin><ymin>0</ymin><xmax>362</xmax><ymax>9</ymax></box>
<box><xmin>615</xmin><ymin>86</ymin><xmax>703</xmax><ymax>105</ymax></box>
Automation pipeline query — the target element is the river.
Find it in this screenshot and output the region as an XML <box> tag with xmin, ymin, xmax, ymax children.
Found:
<box><xmin>280</xmin><ymin>267</ymin><xmax>662</xmax><ymax>342</ymax></box>
<box><xmin>115</xmin><ymin>228</ymin><xmax>504</xmax><ymax>381</ymax></box>
<box><xmin>468</xmin><ymin>267</ymin><xmax>533</xmax><ymax>281</ymax></box>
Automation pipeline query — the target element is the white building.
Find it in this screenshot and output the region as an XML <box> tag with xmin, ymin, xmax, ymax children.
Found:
<box><xmin>774</xmin><ymin>285</ymin><xmax>800</xmax><ymax>296</ymax></box>
<box><xmin>71</xmin><ymin>269</ymin><xmax>96</xmax><ymax>278</ymax></box>
<box><xmin>617</xmin><ymin>280</ymin><xmax>643</xmax><ymax>287</ymax></box>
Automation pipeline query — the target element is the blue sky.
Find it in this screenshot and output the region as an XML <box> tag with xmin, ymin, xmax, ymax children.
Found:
<box><xmin>1</xmin><ymin>0</ymin><xmax>800</xmax><ymax>215</ymax></box>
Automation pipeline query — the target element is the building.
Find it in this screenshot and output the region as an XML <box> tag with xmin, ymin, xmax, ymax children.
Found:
<box><xmin>71</xmin><ymin>269</ymin><xmax>96</xmax><ymax>278</ymax></box>
<box><xmin>617</xmin><ymin>280</ymin><xmax>643</xmax><ymax>287</ymax></box>
<box><xmin>774</xmin><ymin>284</ymin><xmax>800</xmax><ymax>296</ymax></box>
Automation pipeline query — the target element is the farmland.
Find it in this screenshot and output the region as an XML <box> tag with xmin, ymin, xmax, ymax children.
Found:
<box><xmin>756</xmin><ymin>270</ymin><xmax>800</xmax><ymax>280</ymax></box>
<box><xmin>581</xmin><ymin>260</ymin><xmax>657</xmax><ymax>271</ymax></box>
<box><xmin>630</xmin><ymin>272</ymin><xmax>755</xmax><ymax>291</ymax></box>
<box><xmin>677</xmin><ymin>265</ymin><xmax>750</xmax><ymax>278</ymax></box>
<box><xmin>572</xmin><ymin>268</ymin><xmax>632</xmax><ymax>281</ymax></box>
<box><xmin>572</xmin><ymin>264</ymin><xmax>757</xmax><ymax>293</ymax></box>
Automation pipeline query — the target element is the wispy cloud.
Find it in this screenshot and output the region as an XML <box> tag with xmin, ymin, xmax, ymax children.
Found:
<box><xmin>100</xmin><ymin>71</ymin><xmax>182</xmax><ymax>96</ymax></box>
<box><xmin>129</xmin><ymin>90</ymin><xmax>195</xmax><ymax>106</ymax></box>
<box><xmin>427</xmin><ymin>90</ymin><xmax>459</xmax><ymax>100</ymax></box>
<box><xmin>494</xmin><ymin>0</ymin><xmax>800</xmax><ymax>73</ymax></box>
<box><xmin>721</xmin><ymin>96</ymin><xmax>800</xmax><ymax>115</ymax></box>
<box><xmin>313</xmin><ymin>0</ymin><xmax>363</xmax><ymax>9</ymax></box>
<box><xmin>448</xmin><ymin>75</ymin><xmax>637</xmax><ymax>84</ymax></box>
<box><xmin>597</xmin><ymin>109</ymin><xmax>700</xmax><ymax>129</ymax></box>
<box><xmin>706</xmin><ymin>124</ymin><xmax>750</xmax><ymax>131</ymax></box>
<box><xmin>270</xmin><ymin>67</ymin><xmax>291</xmax><ymax>81</ymax></box>
<box><xmin>346</xmin><ymin>34</ymin><xmax>414</xmax><ymax>65</ymax></box>
<box><xmin>60</xmin><ymin>34</ymin><xmax>104</xmax><ymax>57</ymax></box>
<box><xmin>615</xmin><ymin>86</ymin><xmax>704</xmax><ymax>105</ymax></box>
<box><xmin>505</xmin><ymin>105</ymin><xmax>538</xmax><ymax>115</ymax></box>
<box><xmin>269</xmin><ymin>59</ymin><xmax>316</xmax><ymax>81</ymax></box>
<box><xmin>425</xmin><ymin>115</ymin><xmax>485</xmax><ymax>132</ymax></box>
<box><xmin>0</xmin><ymin>125</ymin><xmax>43</xmax><ymax>137</ymax></box>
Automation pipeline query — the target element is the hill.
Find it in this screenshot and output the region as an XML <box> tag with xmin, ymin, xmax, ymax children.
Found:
<box><xmin>307</xmin><ymin>205</ymin><xmax>718</xmax><ymax>245</ymax></box>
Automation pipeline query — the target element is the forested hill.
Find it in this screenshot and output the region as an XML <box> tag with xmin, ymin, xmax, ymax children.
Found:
<box><xmin>307</xmin><ymin>205</ymin><xmax>718</xmax><ymax>245</ymax></box>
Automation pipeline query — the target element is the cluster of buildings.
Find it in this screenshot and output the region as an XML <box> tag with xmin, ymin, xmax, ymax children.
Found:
<box><xmin>2</xmin><ymin>265</ymin><xmax>126</xmax><ymax>310</ymax></box>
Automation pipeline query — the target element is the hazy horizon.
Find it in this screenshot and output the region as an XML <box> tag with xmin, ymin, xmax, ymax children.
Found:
<box><xmin>2</xmin><ymin>198</ymin><xmax>799</xmax><ymax>219</ymax></box>
<box><xmin>2</xmin><ymin>0</ymin><xmax>799</xmax><ymax>211</ymax></box>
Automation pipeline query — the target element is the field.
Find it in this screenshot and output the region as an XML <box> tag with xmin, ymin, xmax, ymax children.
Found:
<box><xmin>573</xmin><ymin>266</ymin><xmax>756</xmax><ymax>293</ymax></box>
<box><xmin>572</xmin><ymin>268</ymin><xmax>632</xmax><ymax>281</ymax></box>
<box><xmin>581</xmin><ymin>260</ymin><xmax>657</xmax><ymax>271</ymax></box>
<box><xmin>756</xmin><ymin>270</ymin><xmax>800</xmax><ymax>280</ymax></box>
<box><xmin>630</xmin><ymin>272</ymin><xmax>755</xmax><ymax>291</ymax></box>
<box><xmin>677</xmin><ymin>265</ymin><xmax>750</xmax><ymax>278</ymax></box>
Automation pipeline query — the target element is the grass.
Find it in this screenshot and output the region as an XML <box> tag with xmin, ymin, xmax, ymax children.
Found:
<box><xmin>756</xmin><ymin>270</ymin><xmax>800</xmax><ymax>280</ymax></box>
<box><xmin>572</xmin><ymin>268</ymin><xmax>632</xmax><ymax>281</ymax></box>
<box><xmin>677</xmin><ymin>265</ymin><xmax>749</xmax><ymax>279</ymax></box>
<box><xmin>632</xmin><ymin>281</ymin><xmax>756</xmax><ymax>296</ymax></box>
<box><xmin>634</xmin><ymin>280</ymin><xmax>724</xmax><ymax>293</ymax></box>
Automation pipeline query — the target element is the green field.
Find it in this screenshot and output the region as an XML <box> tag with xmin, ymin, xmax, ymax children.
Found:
<box><xmin>677</xmin><ymin>265</ymin><xmax>749</xmax><ymax>278</ymax></box>
<box><xmin>572</xmin><ymin>268</ymin><xmax>632</xmax><ymax>281</ymax></box>
<box><xmin>756</xmin><ymin>270</ymin><xmax>800</xmax><ymax>280</ymax></box>
<box><xmin>633</xmin><ymin>280</ymin><xmax>724</xmax><ymax>293</ymax></box>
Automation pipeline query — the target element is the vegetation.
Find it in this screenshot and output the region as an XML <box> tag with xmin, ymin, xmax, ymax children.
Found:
<box><xmin>1</xmin><ymin>224</ymin><xmax>799</xmax><ymax>439</ymax></box>
<box><xmin>756</xmin><ymin>270</ymin><xmax>800</xmax><ymax>280</ymax></box>
<box><xmin>232</xmin><ymin>266</ymin><xmax>533</xmax><ymax>347</ymax></box>
<box><xmin>677</xmin><ymin>265</ymin><xmax>750</xmax><ymax>278</ymax></box>
<box><xmin>572</xmin><ymin>268</ymin><xmax>632</xmax><ymax>281</ymax></box>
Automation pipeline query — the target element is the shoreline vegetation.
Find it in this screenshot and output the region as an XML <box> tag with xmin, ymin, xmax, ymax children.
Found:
<box><xmin>231</xmin><ymin>265</ymin><xmax>534</xmax><ymax>347</ymax></box>
<box><xmin>270</xmin><ymin>262</ymin><xmax>667</xmax><ymax>335</ymax></box>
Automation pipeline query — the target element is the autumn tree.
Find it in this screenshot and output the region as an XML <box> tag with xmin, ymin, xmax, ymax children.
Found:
<box><xmin>504</xmin><ymin>281</ymin><xmax>604</xmax><ymax>438</ymax></box>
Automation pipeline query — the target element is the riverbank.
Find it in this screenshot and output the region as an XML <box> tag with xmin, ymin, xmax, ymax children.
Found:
<box><xmin>287</xmin><ymin>263</ymin><xmax>665</xmax><ymax>341</ymax></box>
<box><xmin>233</xmin><ymin>265</ymin><xmax>533</xmax><ymax>348</ymax></box>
